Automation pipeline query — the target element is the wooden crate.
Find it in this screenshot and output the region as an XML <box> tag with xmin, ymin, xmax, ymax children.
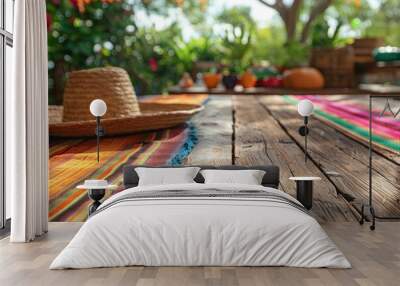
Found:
<box><xmin>353</xmin><ymin>37</ymin><xmax>384</xmax><ymax>64</ymax></box>
<box><xmin>311</xmin><ymin>46</ymin><xmax>354</xmax><ymax>69</ymax></box>
<box><xmin>322</xmin><ymin>69</ymin><xmax>354</xmax><ymax>88</ymax></box>
<box><xmin>310</xmin><ymin>46</ymin><xmax>355</xmax><ymax>88</ymax></box>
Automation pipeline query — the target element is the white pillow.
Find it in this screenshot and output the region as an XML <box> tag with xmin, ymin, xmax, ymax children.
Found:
<box><xmin>200</xmin><ymin>169</ymin><xmax>266</xmax><ymax>185</ymax></box>
<box><xmin>135</xmin><ymin>167</ymin><xmax>200</xmax><ymax>186</ymax></box>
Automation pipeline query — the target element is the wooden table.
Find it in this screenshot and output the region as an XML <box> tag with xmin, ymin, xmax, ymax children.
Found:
<box><xmin>169</xmin><ymin>85</ymin><xmax>400</xmax><ymax>96</ymax></box>
<box><xmin>184</xmin><ymin>95</ymin><xmax>400</xmax><ymax>223</ymax></box>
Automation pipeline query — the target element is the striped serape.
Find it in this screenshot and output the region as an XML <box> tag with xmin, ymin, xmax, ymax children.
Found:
<box><xmin>49</xmin><ymin>94</ymin><xmax>207</xmax><ymax>222</ymax></box>
<box><xmin>285</xmin><ymin>95</ymin><xmax>400</xmax><ymax>153</ymax></box>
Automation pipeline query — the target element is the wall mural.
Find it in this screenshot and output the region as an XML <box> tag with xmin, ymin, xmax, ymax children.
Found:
<box><xmin>47</xmin><ymin>0</ymin><xmax>399</xmax><ymax>223</ymax></box>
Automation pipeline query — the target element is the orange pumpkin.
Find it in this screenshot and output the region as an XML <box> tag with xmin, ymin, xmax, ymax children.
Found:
<box><xmin>283</xmin><ymin>68</ymin><xmax>325</xmax><ymax>89</ymax></box>
<box><xmin>240</xmin><ymin>71</ymin><xmax>257</xmax><ymax>88</ymax></box>
<box><xmin>203</xmin><ymin>73</ymin><xmax>221</xmax><ymax>89</ymax></box>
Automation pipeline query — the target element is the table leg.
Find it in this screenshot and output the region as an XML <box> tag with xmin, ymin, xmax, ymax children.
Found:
<box><xmin>296</xmin><ymin>181</ymin><xmax>313</xmax><ymax>210</ymax></box>
<box><xmin>88</xmin><ymin>189</ymin><xmax>106</xmax><ymax>216</ymax></box>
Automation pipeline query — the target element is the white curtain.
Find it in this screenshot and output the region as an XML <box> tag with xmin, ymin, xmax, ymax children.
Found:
<box><xmin>8</xmin><ymin>0</ymin><xmax>49</xmax><ymax>242</ymax></box>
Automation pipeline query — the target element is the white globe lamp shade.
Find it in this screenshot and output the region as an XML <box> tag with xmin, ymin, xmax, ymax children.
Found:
<box><xmin>297</xmin><ymin>99</ymin><xmax>314</xmax><ymax>117</ymax></box>
<box><xmin>90</xmin><ymin>99</ymin><xmax>107</xmax><ymax>117</ymax></box>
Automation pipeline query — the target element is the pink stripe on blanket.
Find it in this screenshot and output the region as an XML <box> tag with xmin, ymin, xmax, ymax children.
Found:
<box><xmin>297</xmin><ymin>96</ymin><xmax>400</xmax><ymax>130</ymax></box>
<box><xmin>322</xmin><ymin>104</ymin><xmax>400</xmax><ymax>139</ymax></box>
<box><xmin>294</xmin><ymin>96</ymin><xmax>400</xmax><ymax>139</ymax></box>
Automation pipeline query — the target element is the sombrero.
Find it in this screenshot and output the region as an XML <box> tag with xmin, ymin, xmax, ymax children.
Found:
<box><xmin>49</xmin><ymin>67</ymin><xmax>203</xmax><ymax>137</ymax></box>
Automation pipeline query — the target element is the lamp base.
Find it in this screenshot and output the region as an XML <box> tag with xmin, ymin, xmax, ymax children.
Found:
<box><xmin>88</xmin><ymin>189</ymin><xmax>106</xmax><ymax>216</ymax></box>
<box><xmin>298</xmin><ymin>126</ymin><xmax>309</xmax><ymax>136</ymax></box>
<box><xmin>296</xmin><ymin>181</ymin><xmax>313</xmax><ymax>210</ymax></box>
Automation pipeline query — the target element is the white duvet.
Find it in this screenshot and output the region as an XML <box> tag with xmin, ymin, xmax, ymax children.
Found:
<box><xmin>50</xmin><ymin>183</ymin><xmax>351</xmax><ymax>269</ymax></box>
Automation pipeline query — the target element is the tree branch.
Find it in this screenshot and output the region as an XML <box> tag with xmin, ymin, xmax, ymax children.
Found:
<box><xmin>256</xmin><ymin>0</ymin><xmax>276</xmax><ymax>9</ymax></box>
<box><xmin>257</xmin><ymin>0</ymin><xmax>287</xmax><ymax>15</ymax></box>
<box><xmin>300</xmin><ymin>0</ymin><xmax>333</xmax><ymax>43</ymax></box>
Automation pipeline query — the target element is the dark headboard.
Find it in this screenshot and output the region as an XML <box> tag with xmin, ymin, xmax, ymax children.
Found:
<box><xmin>123</xmin><ymin>165</ymin><xmax>280</xmax><ymax>189</ymax></box>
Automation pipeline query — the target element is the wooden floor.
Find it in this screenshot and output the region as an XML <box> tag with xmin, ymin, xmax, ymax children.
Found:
<box><xmin>1</xmin><ymin>222</ymin><xmax>400</xmax><ymax>286</ymax></box>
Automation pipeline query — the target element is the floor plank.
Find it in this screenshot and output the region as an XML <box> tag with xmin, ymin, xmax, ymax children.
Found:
<box><xmin>1</xmin><ymin>222</ymin><xmax>399</xmax><ymax>286</ymax></box>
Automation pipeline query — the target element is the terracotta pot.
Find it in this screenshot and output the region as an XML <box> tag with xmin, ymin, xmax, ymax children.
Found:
<box><xmin>283</xmin><ymin>67</ymin><xmax>325</xmax><ymax>90</ymax></box>
<box><xmin>240</xmin><ymin>71</ymin><xmax>257</xmax><ymax>88</ymax></box>
<box><xmin>203</xmin><ymin>73</ymin><xmax>221</xmax><ymax>89</ymax></box>
<box><xmin>222</xmin><ymin>75</ymin><xmax>238</xmax><ymax>90</ymax></box>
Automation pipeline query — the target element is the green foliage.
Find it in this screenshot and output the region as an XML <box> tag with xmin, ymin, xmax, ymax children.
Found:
<box><xmin>48</xmin><ymin>1</ymin><xmax>139</xmax><ymax>103</ymax></box>
<box><xmin>174</xmin><ymin>37</ymin><xmax>221</xmax><ymax>71</ymax></box>
<box><xmin>47</xmin><ymin>0</ymin><xmax>204</xmax><ymax>103</ymax></box>
<box><xmin>217</xmin><ymin>6</ymin><xmax>256</xmax><ymax>73</ymax></box>
<box><xmin>127</xmin><ymin>24</ymin><xmax>186</xmax><ymax>95</ymax></box>
<box><xmin>362</xmin><ymin>0</ymin><xmax>400</xmax><ymax>46</ymax></box>
<box><xmin>326</xmin><ymin>0</ymin><xmax>399</xmax><ymax>46</ymax></box>
<box><xmin>273</xmin><ymin>42</ymin><xmax>310</xmax><ymax>68</ymax></box>
<box><xmin>47</xmin><ymin>0</ymin><xmax>397</xmax><ymax>103</ymax></box>
<box><xmin>311</xmin><ymin>16</ymin><xmax>342</xmax><ymax>48</ymax></box>
<box><xmin>251</xmin><ymin>25</ymin><xmax>308</xmax><ymax>67</ymax></box>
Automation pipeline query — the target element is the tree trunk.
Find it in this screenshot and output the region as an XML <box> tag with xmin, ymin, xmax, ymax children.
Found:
<box><xmin>266</xmin><ymin>0</ymin><xmax>303</xmax><ymax>43</ymax></box>
<box><xmin>300</xmin><ymin>0</ymin><xmax>333</xmax><ymax>43</ymax></box>
<box><xmin>257</xmin><ymin>0</ymin><xmax>332</xmax><ymax>44</ymax></box>
<box><xmin>282</xmin><ymin>12</ymin><xmax>297</xmax><ymax>42</ymax></box>
<box><xmin>285</xmin><ymin>0</ymin><xmax>303</xmax><ymax>43</ymax></box>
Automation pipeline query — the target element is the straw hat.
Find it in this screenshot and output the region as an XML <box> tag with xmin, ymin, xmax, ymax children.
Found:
<box><xmin>49</xmin><ymin>67</ymin><xmax>203</xmax><ymax>137</ymax></box>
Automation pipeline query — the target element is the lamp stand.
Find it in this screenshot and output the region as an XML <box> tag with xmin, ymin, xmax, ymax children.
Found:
<box><xmin>304</xmin><ymin>116</ymin><xmax>308</xmax><ymax>163</ymax></box>
<box><xmin>95</xmin><ymin>117</ymin><xmax>105</xmax><ymax>162</ymax></box>
<box><xmin>298</xmin><ymin>116</ymin><xmax>309</xmax><ymax>163</ymax></box>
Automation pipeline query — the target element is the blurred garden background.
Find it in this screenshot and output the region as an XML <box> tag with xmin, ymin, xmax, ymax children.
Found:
<box><xmin>47</xmin><ymin>0</ymin><xmax>400</xmax><ymax>104</ymax></box>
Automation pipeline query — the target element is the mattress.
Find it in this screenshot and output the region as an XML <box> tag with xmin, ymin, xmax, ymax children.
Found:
<box><xmin>50</xmin><ymin>183</ymin><xmax>351</xmax><ymax>269</ymax></box>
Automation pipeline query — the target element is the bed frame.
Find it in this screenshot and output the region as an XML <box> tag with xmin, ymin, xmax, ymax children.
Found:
<box><xmin>123</xmin><ymin>165</ymin><xmax>280</xmax><ymax>189</ymax></box>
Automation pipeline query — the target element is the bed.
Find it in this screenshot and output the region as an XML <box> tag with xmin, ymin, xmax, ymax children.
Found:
<box><xmin>50</xmin><ymin>165</ymin><xmax>351</xmax><ymax>269</ymax></box>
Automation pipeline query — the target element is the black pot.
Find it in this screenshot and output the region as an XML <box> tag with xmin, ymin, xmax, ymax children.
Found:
<box><xmin>222</xmin><ymin>75</ymin><xmax>238</xmax><ymax>90</ymax></box>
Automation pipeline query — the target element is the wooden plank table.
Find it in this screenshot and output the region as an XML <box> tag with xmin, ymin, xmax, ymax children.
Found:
<box><xmin>262</xmin><ymin>96</ymin><xmax>400</xmax><ymax>218</ymax></box>
<box><xmin>186</xmin><ymin>95</ymin><xmax>400</xmax><ymax>222</ymax></box>
<box><xmin>186</xmin><ymin>96</ymin><xmax>233</xmax><ymax>165</ymax></box>
<box><xmin>169</xmin><ymin>85</ymin><xmax>400</xmax><ymax>96</ymax></box>
<box><xmin>170</xmin><ymin>86</ymin><xmax>363</xmax><ymax>95</ymax></box>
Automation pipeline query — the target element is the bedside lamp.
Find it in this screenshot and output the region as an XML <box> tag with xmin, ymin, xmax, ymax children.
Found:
<box><xmin>297</xmin><ymin>99</ymin><xmax>314</xmax><ymax>163</ymax></box>
<box><xmin>90</xmin><ymin>99</ymin><xmax>107</xmax><ymax>162</ymax></box>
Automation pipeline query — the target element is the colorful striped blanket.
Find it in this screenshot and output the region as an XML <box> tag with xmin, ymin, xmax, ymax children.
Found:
<box><xmin>49</xmin><ymin>94</ymin><xmax>208</xmax><ymax>222</ymax></box>
<box><xmin>285</xmin><ymin>95</ymin><xmax>400</xmax><ymax>154</ymax></box>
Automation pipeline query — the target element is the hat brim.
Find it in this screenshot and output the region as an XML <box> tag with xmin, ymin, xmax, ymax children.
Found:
<box><xmin>49</xmin><ymin>102</ymin><xmax>204</xmax><ymax>138</ymax></box>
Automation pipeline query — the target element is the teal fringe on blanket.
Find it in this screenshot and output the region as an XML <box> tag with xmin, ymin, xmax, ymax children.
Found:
<box><xmin>167</xmin><ymin>95</ymin><xmax>208</xmax><ymax>165</ymax></box>
<box><xmin>168</xmin><ymin>123</ymin><xmax>199</xmax><ymax>166</ymax></box>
